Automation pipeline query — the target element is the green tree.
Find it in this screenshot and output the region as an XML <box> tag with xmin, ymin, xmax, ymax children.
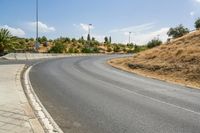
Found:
<box><xmin>87</xmin><ymin>34</ymin><xmax>91</xmax><ymax>41</ymax></box>
<box><xmin>38</xmin><ymin>36</ymin><xmax>48</xmax><ymax>44</ymax></box>
<box><xmin>104</xmin><ymin>36</ymin><xmax>109</xmax><ymax>44</ymax></box>
<box><xmin>72</xmin><ymin>38</ymin><xmax>76</xmax><ymax>42</ymax></box>
<box><xmin>167</xmin><ymin>24</ymin><xmax>189</xmax><ymax>39</ymax></box>
<box><xmin>127</xmin><ymin>43</ymin><xmax>134</xmax><ymax>49</ymax></box>
<box><xmin>92</xmin><ymin>37</ymin><xmax>95</xmax><ymax>41</ymax></box>
<box><xmin>195</xmin><ymin>18</ymin><xmax>200</xmax><ymax>29</ymax></box>
<box><xmin>147</xmin><ymin>39</ymin><xmax>162</xmax><ymax>48</ymax></box>
<box><xmin>64</xmin><ymin>37</ymin><xmax>70</xmax><ymax>43</ymax></box>
<box><xmin>0</xmin><ymin>28</ymin><xmax>12</xmax><ymax>53</ymax></box>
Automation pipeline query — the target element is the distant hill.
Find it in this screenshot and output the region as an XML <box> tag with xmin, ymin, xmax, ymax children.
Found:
<box><xmin>109</xmin><ymin>30</ymin><xmax>200</xmax><ymax>88</ymax></box>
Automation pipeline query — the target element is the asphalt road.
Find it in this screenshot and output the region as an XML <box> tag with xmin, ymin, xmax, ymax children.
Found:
<box><xmin>29</xmin><ymin>55</ymin><xmax>200</xmax><ymax>133</ymax></box>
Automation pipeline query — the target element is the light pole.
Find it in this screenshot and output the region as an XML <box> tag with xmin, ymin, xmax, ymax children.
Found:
<box><xmin>88</xmin><ymin>24</ymin><xmax>92</xmax><ymax>37</ymax></box>
<box><xmin>129</xmin><ymin>32</ymin><xmax>132</xmax><ymax>44</ymax></box>
<box><xmin>35</xmin><ymin>0</ymin><xmax>39</xmax><ymax>51</ymax></box>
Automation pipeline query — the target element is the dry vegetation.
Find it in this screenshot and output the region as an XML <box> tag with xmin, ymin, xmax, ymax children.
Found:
<box><xmin>109</xmin><ymin>30</ymin><xmax>200</xmax><ymax>88</ymax></box>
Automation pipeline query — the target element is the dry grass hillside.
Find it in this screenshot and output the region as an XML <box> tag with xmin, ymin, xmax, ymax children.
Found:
<box><xmin>109</xmin><ymin>30</ymin><xmax>200</xmax><ymax>88</ymax></box>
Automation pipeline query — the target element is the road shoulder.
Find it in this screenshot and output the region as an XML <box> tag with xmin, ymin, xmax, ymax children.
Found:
<box><xmin>107</xmin><ymin>57</ymin><xmax>200</xmax><ymax>90</ymax></box>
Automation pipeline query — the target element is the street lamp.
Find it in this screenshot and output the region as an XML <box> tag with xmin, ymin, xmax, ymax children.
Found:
<box><xmin>88</xmin><ymin>24</ymin><xmax>92</xmax><ymax>36</ymax></box>
<box><xmin>35</xmin><ymin>0</ymin><xmax>39</xmax><ymax>52</ymax></box>
<box><xmin>129</xmin><ymin>32</ymin><xmax>132</xmax><ymax>44</ymax></box>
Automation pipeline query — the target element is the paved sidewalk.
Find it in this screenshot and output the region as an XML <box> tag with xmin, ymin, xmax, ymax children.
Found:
<box><xmin>0</xmin><ymin>64</ymin><xmax>44</xmax><ymax>133</ymax></box>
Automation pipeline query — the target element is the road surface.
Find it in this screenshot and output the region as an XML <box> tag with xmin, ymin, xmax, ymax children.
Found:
<box><xmin>29</xmin><ymin>55</ymin><xmax>200</xmax><ymax>133</ymax></box>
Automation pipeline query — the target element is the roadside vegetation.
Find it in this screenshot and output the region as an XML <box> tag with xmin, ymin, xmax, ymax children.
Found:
<box><xmin>1</xmin><ymin>18</ymin><xmax>200</xmax><ymax>56</ymax></box>
<box><xmin>109</xmin><ymin>18</ymin><xmax>200</xmax><ymax>88</ymax></box>
<box><xmin>0</xmin><ymin>29</ymin><xmax>137</xmax><ymax>55</ymax></box>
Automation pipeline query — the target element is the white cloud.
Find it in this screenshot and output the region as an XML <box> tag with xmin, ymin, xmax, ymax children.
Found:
<box><xmin>0</xmin><ymin>25</ymin><xmax>25</xmax><ymax>37</ymax></box>
<box><xmin>28</xmin><ymin>21</ymin><xmax>55</xmax><ymax>33</ymax></box>
<box><xmin>108</xmin><ymin>23</ymin><xmax>169</xmax><ymax>44</ymax></box>
<box><xmin>195</xmin><ymin>0</ymin><xmax>200</xmax><ymax>3</ymax></box>
<box><xmin>109</xmin><ymin>22</ymin><xmax>155</xmax><ymax>33</ymax></box>
<box><xmin>133</xmin><ymin>27</ymin><xmax>170</xmax><ymax>44</ymax></box>
<box><xmin>74</xmin><ymin>23</ymin><xmax>94</xmax><ymax>32</ymax></box>
<box><xmin>190</xmin><ymin>11</ymin><xmax>195</xmax><ymax>16</ymax></box>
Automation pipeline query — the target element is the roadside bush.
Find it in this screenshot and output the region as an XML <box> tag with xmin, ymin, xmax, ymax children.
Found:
<box><xmin>107</xmin><ymin>47</ymin><xmax>112</xmax><ymax>52</ymax></box>
<box><xmin>147</xmin><ymin>39</ymin><xmax>162</xmax><ymax>48</ymax></box>
<box><xmin>82</xmin><ymin>47</ymin><xmax>92</xmax><ymax>53</ymax></box>
<box><xmin>74</xmin><ymin>48</ymin><xmax>79</xmax><ymax>53</ymax></box>
<box><xmin>113</xmin><ymin>45</ymin><xmax>120</xmax><ymax>52</ymax></box>
<box><xmin>49</xmin><ymin>43</ymin><xmax>66</xmax><ymax>53</ymax></box>
<box><xmin>134</xmin><ymin>45</ymin><xmax>148</xmax><ymax>53</ymax></box>
<box><xmin>68</xmin><ymin>47</ymin><xmax>74</xmax><ymax>53</ymax></box>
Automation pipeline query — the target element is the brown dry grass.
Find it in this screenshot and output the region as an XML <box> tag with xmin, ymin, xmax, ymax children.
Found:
<box><xmin>109</xmin><ymin>30</ymin><xmax>200</xmax><ymax>89</ymax></box>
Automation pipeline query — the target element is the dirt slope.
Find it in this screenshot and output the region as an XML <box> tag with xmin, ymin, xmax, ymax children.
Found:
<box><xmin>109</xmin><ymin>30</ymin><xmax>200</xmax><ymax>88</ymax></box>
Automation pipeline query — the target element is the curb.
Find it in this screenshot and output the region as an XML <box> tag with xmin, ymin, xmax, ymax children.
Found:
<box><xmin>3</xmin><ymin>53</ymin><xmax>108</xmax><ymax>60</ymax></box>
<box><xmin>23</xmin><ymin>65</ymin><xmax>64</xmax><ymax>133</ymax></box>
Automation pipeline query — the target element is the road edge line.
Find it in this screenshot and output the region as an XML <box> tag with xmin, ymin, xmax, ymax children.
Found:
<box><xmin>23</xmin><ymin>65</ymin><xmax>64</xmax><ymax>133</ymax></box>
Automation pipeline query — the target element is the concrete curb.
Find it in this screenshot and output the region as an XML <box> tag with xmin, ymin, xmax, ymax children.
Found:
<box><xmin>23</xmin><ymin>65</ymin><xmax>64</xmax><ymax>133</ymax></box>
<box><xmin>3</xmin><ymin>53</ymin><xmax>108</xmax><ymax>60</ymax></box>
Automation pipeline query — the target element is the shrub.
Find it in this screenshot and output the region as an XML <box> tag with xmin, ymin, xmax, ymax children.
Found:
<box><xmin>68</xmin><ymin>47</ymin><xmax>74</xmax><ymax>53</ymax></box>
<box><xmin>147</xmin><ymin>39</ymin><xmax>162</xmax><ymax>48</ymax></box>
<box><xmin>113</xmin><ymin>45</ymin><xmax>120</xmax><ymax>52</ymax></box>
<box><xmin>49</xmin><ymin>43</ymin><xmax>65</xmax><ymax>53</ymax></box>
<box><xmin>134</xmin><ymin>45</ymin><xmax>148</xmax><ymax>53</ymax></box>
<box><xmin>167</xmin><ymin>24</ymin><xmax>189</xmax><ymax>39</ymax></box>
<box><xmin>82</xmin><ymin>47</ymin><xmax>92</xmax><ymax>53</ymax></box>
<box><xmin>107</xmin><ymin>47</ymin><xmax>112</xmax><ymax>52</ymax></box>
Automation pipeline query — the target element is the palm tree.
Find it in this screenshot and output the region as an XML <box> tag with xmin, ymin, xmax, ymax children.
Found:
<box><xmin>0</xmin><ymin>28</ymin><xmax>12</xmax><ymax>54</ymax></box>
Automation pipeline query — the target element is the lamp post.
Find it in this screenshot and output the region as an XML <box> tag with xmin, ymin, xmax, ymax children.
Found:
<box><xmin>88</xmin><ymin>24</ymin><xmax>92</xmax><ymax>36</ymax></box>
<box><xmin>129</xmin><ymin>32</ymin><xmax>132</xmax><ymax>44</ymax></box>
<box><xmin>35</xmin><ymin>0</ymin><xmax>39</xmax><ymax>52</ymax></box>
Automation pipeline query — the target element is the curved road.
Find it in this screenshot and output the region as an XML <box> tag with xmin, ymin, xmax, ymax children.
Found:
<box><xmin>29</xmin><ymin>55</ymin><xmax>200</xmax><ymax>133</ymax></box>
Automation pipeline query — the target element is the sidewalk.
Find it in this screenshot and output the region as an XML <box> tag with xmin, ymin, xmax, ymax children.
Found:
<box><xmin>0</xmin><ymin>64</ymin><xmax>44</xmax><ymax>133</ymax></box>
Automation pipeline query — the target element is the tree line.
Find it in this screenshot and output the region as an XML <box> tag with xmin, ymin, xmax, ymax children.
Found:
<box><xmin>1</xmin><ymin>18</ymin><xmax>200</xmax><ymax>55</ymax></box>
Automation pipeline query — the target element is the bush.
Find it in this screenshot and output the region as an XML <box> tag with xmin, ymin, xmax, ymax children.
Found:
<box><xmin>107</xmin><ymin>47</ymin><xmax>112</xmax><ymax>52</ymax></box>
<box><xmin>195</xmin><ymin>18</ymin><xmax>200</xmax><ymax>29</ymax></box>
<box><xmin>134</xmin><ymin>45</ymin><xmax>148</xmax><ymax>53</ymax></box>
<box><xmin>74</xmin><ymin>48</ymin><xmax>79</xmax><ymax>53</ymax></box>
<box><xmin>147</xmin><ymin>39</ymin><xmax>162</xmax><ymax>48</ymax></box>
<box><xmin>68</xmin><ymin>47</ymin><xmax>74</xmax><ymax>53</ymax></box>
<box><xmin>113</xmin><ymin>45</ymin><xmax>120</xmax><ymax>52</ymax></box>
<box><xmin>49</xmin><ymin>43</ymin><xmax>65</xmax><ymax>53</ymax></box>
<box><xmin>167</xmin><ymin>24</ymin><xmax>189</xmax><ymax>39</ymax></box>
<box><xmin>82</xmin><ymin>47</ymin><xmax>92</xmax><ymax>53</ymax></box>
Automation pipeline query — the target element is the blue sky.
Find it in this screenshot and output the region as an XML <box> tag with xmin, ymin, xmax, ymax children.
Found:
<box><xmin>1</xmin><ymin>0</ymin><xmax>200</xmax><ymax>44</ymax></box>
